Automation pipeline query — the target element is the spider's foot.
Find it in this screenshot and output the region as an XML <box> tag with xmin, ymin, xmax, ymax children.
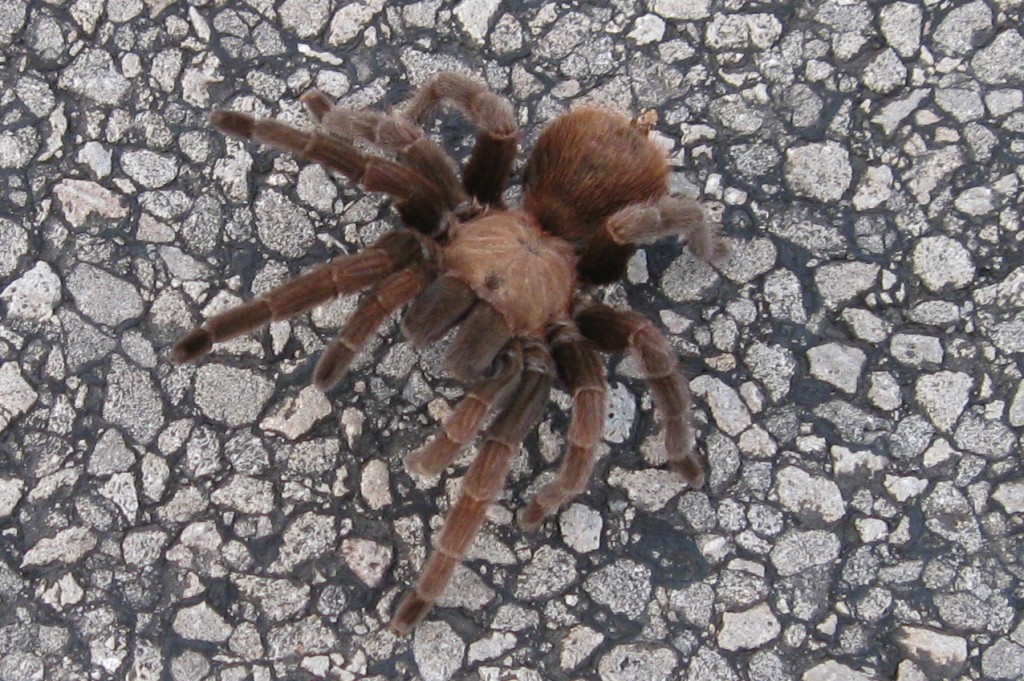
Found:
<box><xmin>171</xmin><ymin>328</ymin><xmax>212</xmax><ymax>364</ymax></box>
<box><xmin>669</xmin><ymin>458</ymin><xmax>705</xmax><ymax>489</ymax></box>
<box><xmin>517</xmin><ymin>503</ymin><xmax>546</xmax><ymax>533</ymax></box>
<box><xmin>390</xmin><ymin>592</ymin><xmax>431</xmax><ymax>636</ymax></box>
<box><xmin>209</xmin><ymin>110</ymin><xmax>255</xmax><ymax>139</ymax></box>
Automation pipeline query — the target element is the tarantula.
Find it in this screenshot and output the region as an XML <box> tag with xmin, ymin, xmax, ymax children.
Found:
<box><xmin>173</xmin><ymin>73</ymin><xmax>726</xmax><ymax>634</ymax></box>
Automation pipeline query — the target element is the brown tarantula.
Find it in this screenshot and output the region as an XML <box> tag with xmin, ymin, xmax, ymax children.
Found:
<box><xmin>173</xmin><ymin>73</ymin><xmax>726</xmax><ymax>634</ymax></box>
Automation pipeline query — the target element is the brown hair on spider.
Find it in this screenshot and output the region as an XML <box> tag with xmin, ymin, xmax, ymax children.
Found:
<box><xmin>172</xmin><ymin>72</ymin><xmax>727</xmax><ymax>634</ymax></box>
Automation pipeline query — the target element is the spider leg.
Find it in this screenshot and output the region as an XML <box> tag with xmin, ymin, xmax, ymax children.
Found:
<box><xmin>401</xmin><ymin>73</ymin><xmax>518</xmax><ymax>208</ymax></box>
<box><xmin>391</xmin><ymin>340</ymin><xmax>554</xmax><ymax>634</ymax></box>
<box><xmin>305</xmin><ymin>98</ymin><xmax>468</xmax><ymax>213</ymax></box>
<box><xmin>519</xmin><ymin>322</ymin><xmax>607</xmax><ymax>531</ymax></box>
<box><xmin>172</xmin><ymin>231</ymin><xmax>422</xmax><ymax>364</ymax></box>
<box><xmin>405</xmin><ymin>343</ymin><xmax>524</xmax><ymax>477</ymax></box>
<box><xmin>314</xmin><ymin>263</ymin><xmax>432</xmax><ymax>391</ymax></box>
<box><xmin>574</xmin><ymin>302</ymin><xmax>704</xmax><ymax>488</ymax></box>
<box><xmin>578</xmin><ymin>195</ymin><xmax>727</xmax><ymax>283</ymax></box>
<box><xmin>443</xmin><ymin>302</ymin><xmax>513</xmax><ymax>383</ymax></box>
<box><xmin>210</xmin><ymin>110</ymin><xmax>448</xmax><ymax>236</ymax></box>
<box><xmin>401</xmin><ymin>275</ymin><xmax>477</xmax><ymax>347</ymax></box>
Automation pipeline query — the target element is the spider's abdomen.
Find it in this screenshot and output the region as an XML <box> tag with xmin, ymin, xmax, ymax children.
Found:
<box><xmin>522</xmin><ymin>108</ymin><xmax>669</xmax><ymax>246</ymax></box>
<box><xmin>443</xmin><ymin>212</ymin><xmax>577</xmax><ymax>334</ymax></box>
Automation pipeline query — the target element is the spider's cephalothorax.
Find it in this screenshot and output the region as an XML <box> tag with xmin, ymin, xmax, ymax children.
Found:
<box><xmin>172</xmin><ymin>73</ymin><xmax>727</xmax><ymax>634</ymax></box>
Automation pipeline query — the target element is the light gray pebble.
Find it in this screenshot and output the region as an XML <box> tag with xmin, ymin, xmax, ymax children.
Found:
<box><xmin>815</xmin><ymin>261</ymin><xmax>879</xmax><ymax>308</ymax></box>
<box><xmin>769</xmin><ymin>529</ymin><xmax>839</xmax><ymax>577</ymax></box>
<box><xmin>259</xmin><ymin>386</ymin><xmax>331</xmax><ymax>440</ymax></box>
<box><xmin>652</xmin><ymin>0</ymin><xmax>709</xmax><ymax>20</ymax></box>
<box><xmin>690</xmin><ymin>376</ymin><xmax>751</xmax><ymax>436</ymax></box>
<box><xmin>842</xmin><ymin>309</ymin><xmax>889</xmax><ymax>343</ymax></box>
<box><xmin>890</xmin><ymin>334</ymin><xmax>943</xmax><ymax>366</ymax></box>
<box><xmin>235</xmin><ymin>576</ymin><xmax>309</xmax><ymax>622</ymax></box>
<box><xmin>896</xmin><ymin>626</ymin><xmax>968</xmax><ymax>678</ymax></box>
<box><xmin>953</xmin><ymin>409</ymin><xmax>1015</xmax><ymax>459</ymax></box>
<box><xmin>0</xmin><ymin>218</ymin><xmax>28</xmax><ymax>279</ymax></box>
<box><xmin>413</xmin><ymin>620</ymin><xmax>465</xmax><ymax>681</ymax></box>
<box><xmin>915</xmin><ymin>371</ymin><xmax>972</xmax><ymax>432</ymax></box>
<box><xmin>852</xmin><ymin>165</ymin><xmax>893</xmax><ymax>210</ymax></box>
<box><xmin>879</xmin><ymin>2</ymin><xmax>921</xmax><ymax>57</ymax></box>
<box><xmin>629</xmin><ymin>14</ymin><xmax>666</xmax><ymax>45</ymax></box>
<box><xmin>341</xmin><ymin>537</ymin><xmax>392</xmax><ymax>587</ymax></box>
<box><xmin>785</xmin><ymin>142</ymin><xmax>852</xmax><ymax>203</ymax></box>
<box><xmin>121</xmin><ymin>149</ymin><xmax>178</xmax><ymax>189</ymax></box>
<box><xmin>1</xmin><ymin>261</ymin><xmax>61</xmax><ymax>321</ymax></box>
<box><xmin>908</xmin><ymin>146</ymin><xmax>964</xmax><ymax>204</ymax></box>
<box><xmin>279</xmin><ymin>0</ymin><xmax>330</xmax><ymax>38</ymax></box>
<box><xmin>608</xmin><ymin>468</ymin><xmax>686</xmax><ymax>511</ymax></box>
<box><xmin>454</xmin><ymin>0</ymin><xmax>501</xmax><ymax>44</ymax></box>
<box><xmin>717</xmin><ymin>238</ymin><xmax>776</xmax><ymax>284</ymax></box>
<box><xmin>559</xmin><ymin>625</ymin><xmax>604</xmax><ymax>670</ymax></box>
<box><xmin>584</xmin><ymin>559</ymin><xmax>651</xmax><ymax>619</ymax></box>
<box><xmin>194</xmin><ymin>364</ymin><xmax>274</xmax><ymax>427</ymax></box>
<box><xmin>173</xmin><ymin>602</ymin><xmax>232</xmax><ymax>643</ymax></box>
<box><xmin>21</xmin><ymin>527</ymin><xmax>97</xmax><ymax>567</ymax></box>
<box><xmin>686</xmin><ymin>647</ymin><xmax>738</xmax><ymax>681</ymax></box>
<box><xmin>808</xmin><ymin>343</ymin><xmax>866</xmax><ymax>394</ymax></box>
<box><xmin>54</xmin><ymin>179</ymin><xmax>127</xmax><ymax>227</ymax></box>
<box><xmin>763</xmin><ymin>269</ymin><xmax>807</xmax><ymax>322</ymax></box>
<box><xmin>0</xmin><ymin>127</ymin><xmax>40</xmax><ymax>168</ymax></box>
<box><xmin>922</xmin><ymin>481</ymin><xmax>982</xmax><ymax>552</ymax></box>
<box><xmin>515</xmin><ymin>545</ymin><xmax>576</xmax><ymax>600</ymax></box>
<box><xmin>982</xmin><ymin>638</ymin><xmax>1024</xmax><ymax>681</ymax></box>
<box><xmin>254</xmin><ymin>191</ymin><xmax>316</xmax><ymax>258</ymax></box>
<box><xmin>718</xmin><ymin>603</ymin><xmax>781</xmax><ymax>651</ymax></box>
<box><xmin>953</xmin><ymin>186</ymin><xmax>994</xmax><ymax>215</ymax></box>
<box><xmin>559</xmin><ymin>503</ymin><xmax>602</xmax><ymax>553</ymax></box>
<box><xmin>993</xmin><ymin>480</ymin><xmax>1024</xmax><ymax>514</ymax></box>
<box><xmin>603</xmin><ymin>382</ymin><xmax>635</xmax><ymax>443</ymax></box>
<box><xmin>803</xmin><ymin>660</ymin><xmax>874</xmax><ymax>681</ymax></box>
<box><xmin>122</xmin><ymin>527</ymin><xmax>169</xmax><ymax>567</ymax></box>
<box><xmin>774</xmin><ymin>466</ymin><xmax>845</xmax><ymax>523</ymax></box>
<box><xmin>0</xmin><ymin>477</ymin><xmax>25</xmax><ymax>518</ymax></box>
<box><xmin>67</xmin><ymin>263</ymin><xmax>142</xmax><ymax>326</ymax></box>
<box><xmin>598</xmin><ymin>643</ymin><xmax>678</xmax><ymax>681</ymax></box>
<box><xmin>211</xmin><ymin>475</ymin><xmax>275</xmax><ymax>515</ymax></box>
<box><xmin>328</xmin><ymin>1</ymin><xmax>385</xmax><ymax>46</ymax></box>
<box><xmin>934</xmin><ymin>1</ymin><xmax>992</xmax><ymax>54</ymax></box>
<box><xmin>744</xmin><ymin>342</ymin><xmax>795</xmax><ymax>402</ymax></box>
<box><xmin>103</xmin><ymin>356</ymin><xmax>163</xmax><ymax>444</ymax></box>
<box><xmin>862</xmin><ymin>49</ymin><xmax>906</xmax><ymax>94</ymax></box>
<box><xmin>57</xmin><ymin>49</ymin><xmax>130</xmax><ymax>105</ymax></box>
<box><xmin>973</xmin><ymin>29</ymin><xmax>1024</xmax><ymax>84</ymax></box>
<box><xmin>936</xmin><ymin>87</ymin><xmax>985</xmax><ymax>123</ymax></box>
<box><xmin>267</xmin><ymin>617</ymin><xmax>337</xmax><ymax>660</ymax></box>
<box><xmin>270</xmin><ymin>513</ymin><xmax>335</xmax><ymax>572</ymax></box>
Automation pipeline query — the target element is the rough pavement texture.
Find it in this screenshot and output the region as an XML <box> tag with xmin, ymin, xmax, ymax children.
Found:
<box><xmin>2</xmin><ymin>1</ymin><xmax>1023</xmax><ymax>680</ymax></box>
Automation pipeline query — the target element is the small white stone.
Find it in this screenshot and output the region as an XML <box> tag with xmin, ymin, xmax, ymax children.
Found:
<box><xmin>413</xmin><ymin>621</ymin><xmax>465</xmax><ymax>681</ymax></box>
<box><xmin>852</xmin><ymin>165</ymin><xmax>893</xmax><ymax>210</ymax></box>
<box><xmin>897</xmin><ymin>626</ymin><xmax>968</xmax><ymax>677</ymax></box>
<box><xmin>718</xmin><ymin>603</ymin><xmax>781</xmax><ymax>651</ymax></box>
<box><xmin>54</xmin><ymin>178</ymin><xmax>127</xmax><ymax>227</ymax></box>
<box><xmin>913</xmin><ymin>236</ymin><xmax>975</xmax><ymax>292</ymax></box>
<box><xmin>891</xmin><ymin>334</ymin><xmax>943</xmax><ymax>366</ymax></box>
<box><xmin>559</xmin><ymin>625</ymin><xmax>604</xmax><ymax>670</ymax></box>
<box><xmin>341</xmin><ymin>537</ymin><xmax>392</xmax><ymax>587</ymax></box>
<box><xmin>608</xmin><ymin>468</ymin><xmax>686</xmax><ymax>511</ymax></box>
<box><xmin>690</xmin><ymin>376</ymin><xmax>751</xmax><ymax>436</ymax></box>
<box><xmin>1</xmin><ymin>261</ymin><xmax>61</xmax><ymax>321</ymax></box>
<box><xmin>884</xmin><ymin>475</ymin><xmax>928</xmax><ymax>502</ymax></box>
<box><xmin>260</xmin><ymin>386</ymin><xmax>331</xmax><ymax>439</ymax></box>
<box><xmin>808</xmin><ymin>343</ymin><xmax>866</xmax><ymax>394</ymax></box>
<box><xmin>856</xmin><ymin>518</ymin><xmax>888</xmax><ymax>543</ymax></box>
<box><xmin>992</xmin><ymin>480</ymin><xmax>1024</xmax><ymax>514</ymax></box>
<box><xmin>652</xmin><ymin>0</ymin><xmax>710</xmax><ymax>20</ymax></box>
<box><xmin>954</xmin><ymin>186</ymin><xmax>994</xmax><ymax>215</ymax></box>
<box><xmin>629</xmin><ymin>14</ymin><xmax>666</xmax><ymax>45</ymax></box>
<box><xmin>454</xmin><ymin>0</ymin><xmax>501</xmax><ymax>44</ymax></box>
<box><xmin>915</xmin><ymin>371</ymin><xmax>972</xmax><ymax>431</ymax></box>
<box><xmin>173</xmin><ymin>602</ymin><xmax>232</xmax><ymax>643</ymax></box>
<box><xmin>785</xmin><ymin>142</ymin><xmax>852</xmax><ymax>203</ymax></box>
<box><xmin>559</xmin><ymin>503</ymin><xmax>602</xmax><ymax>553</ymax></box>
<box><xmin>0</xmin><ymin>477</ymin><xmax>24</xmax><ymax>517</ymax></box>
<box><xmin>359</xmin><ymin>459</ymin><xmax>392</xmax><ymax>510</ymax></box>
<box><xmin>774</xmin><ymin>466</ymin><xmax>846</xmax><ymax>523</ymax></box>
<box><xmin>22</xmin><ymin>527</ymin><xmax>97</xmax><ymax>567</ymax></box>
